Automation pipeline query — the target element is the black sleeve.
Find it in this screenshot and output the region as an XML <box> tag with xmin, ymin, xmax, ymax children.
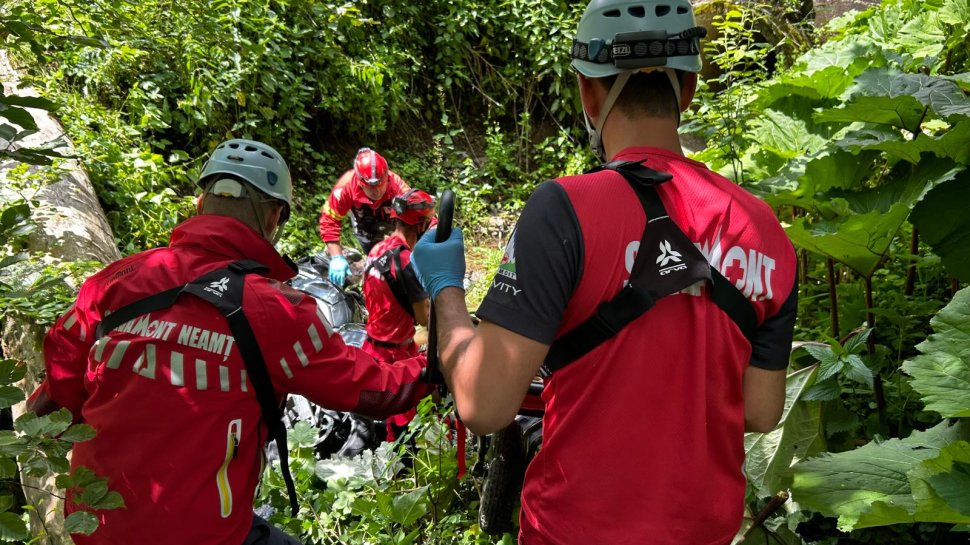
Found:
<box><xmin>399</xmin><ymin>261</ymin><xmax>429</xmax><ymax>304</ymax></box>
<box><xmin>749</xmin><ymin>275</ymin><xmax>798</xmax><ymax>370</ymax></box>
<box><xmin>475</xmin><ymin>181</ymin><xmax>584</xmax><ymax>344</ymax></box>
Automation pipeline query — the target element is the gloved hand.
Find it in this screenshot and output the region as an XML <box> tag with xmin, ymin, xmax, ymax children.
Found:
<box><xmin>411</xmin><ymin>227</ymin><xmax>466</xmax><ymax>300</ymax></box>
<box><xmin>328</xmin><ymin>254</ymin><xmax>349</xmax><ymax>286</ymax></box>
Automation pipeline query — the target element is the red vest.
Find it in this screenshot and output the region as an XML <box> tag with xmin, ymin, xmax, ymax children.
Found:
<box><xmin>519</xmin><ymin>148</ymin><xmax>797</xmax><ymax>545</ymax></box>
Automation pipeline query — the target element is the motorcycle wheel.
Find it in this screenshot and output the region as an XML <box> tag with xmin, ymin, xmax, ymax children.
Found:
<box><xmin>479</xmin><ymin>422</ymin><xmax>527</xmax><ymax>536</ymax></box>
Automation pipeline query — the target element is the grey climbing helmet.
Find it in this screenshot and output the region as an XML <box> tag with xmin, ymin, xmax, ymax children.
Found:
<box><xmin>569</xmin><ymin>0</ymin><xmax>707</xmax><ymax>160</ymax></box>
<box><xmin>198</xmin><ymin>139</ymin><xmax>292</xmax><ymax>218</ymax></box>
<box><xmin>570</xmin><ymin>0</ymin><xmax>706</xmax><ymax>78</ymax></box>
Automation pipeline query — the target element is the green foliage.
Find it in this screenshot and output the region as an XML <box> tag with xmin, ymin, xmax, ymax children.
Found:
<box><xmin>257</xmin><ymin>397</ymin><xmax>504</xmax><ymax>544</ymax></box>
<box><xmin>0</xmin><ymin>361</ymin><xmax>123</xmax><ymax>542</ymax></box>
<box><xmin>694</xmin><ymin>1</ymin><xmax>970</xmax><ymax>541</ymax></box>
<box><xmin>4</xmin><ymin>0</ymin><xmax>590</xmax><ymax>256</ymax></box>
<box><xmin>701</xmin><ymin>0</ymin><xmax>970</xmax><ymax>282</ymax></box>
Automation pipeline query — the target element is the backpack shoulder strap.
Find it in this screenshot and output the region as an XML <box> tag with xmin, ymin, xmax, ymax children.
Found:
<box><xmin>542</xmin><ymin>162</ymin><xmax>756</xmax><ymax>376</ymax></box>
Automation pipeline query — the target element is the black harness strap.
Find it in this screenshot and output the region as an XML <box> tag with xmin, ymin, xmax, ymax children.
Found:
<box><xmin>542</xmin><ymin>160</ymin><xmax>758</xmax><ymax>375</ymax></box>
<box><xmin>95</xmin><ymin>259</ymin><xmax>300</xmax><ymax>517</ymax></box>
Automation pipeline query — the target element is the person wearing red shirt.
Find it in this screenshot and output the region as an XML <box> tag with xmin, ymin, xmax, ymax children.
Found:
<box><xmin>27</xmin><ymin>139</ymin><xmax>429</xmax><ymax>545</ymax></box>
<box><xmin>410</xmin><ymin>1</ymin><xmax>798</xmax><ymax>544</ymax></box>
<box><xmin>318</xmin><ymin>147</ymin><xmax>411</xmax><ymax>286</ymax></box>
<box><xmin>361</xmin><ymin>189</ymin><xmax>435</xmax><ymax>440</ymax></box>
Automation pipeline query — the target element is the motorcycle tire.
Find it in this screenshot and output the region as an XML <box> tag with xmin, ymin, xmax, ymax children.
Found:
<box><xmin>479</xmin><ymin>422</ymin><xmax>527</xmax><ymax>536</ymax></box>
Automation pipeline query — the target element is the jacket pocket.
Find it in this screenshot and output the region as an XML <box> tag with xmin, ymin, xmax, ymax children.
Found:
<box><xmin>217</xmin><ymin>418</ymin><xmax>241</xmax><ymax>518</ymax></box>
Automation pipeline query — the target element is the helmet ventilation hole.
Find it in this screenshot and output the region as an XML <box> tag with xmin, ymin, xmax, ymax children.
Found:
<box><xmin>603</xmin><ymin>9</ymin><xmax>621</xmax><ymax>17</ymax></box>
<box><xmin>244</xmin><ymin>145</ymin><xmax>258</xmax><ymax>152</ymax></box>
<box><xmin>656</xmin><ymin>5</ymin><xmax>671</xmax><ymax>17</ymax></box>
<box><xmin>260</xmin><ymin>151</ymin><xmax>275</xmax><ymax>160</ymax></box>
<box><xmin>229</xmin><ymin>143</ymin><xmax>239</xmax><ymax>149</ymax></box>
<box><xmin>677</xmin><ymin>6</ymin><xmax>688</xmax><ymax>14</ymax></box>
<box><xmin>628</xmin><ymin>6</ymin><xmax>645</xmax><ymax>17</ymax></box>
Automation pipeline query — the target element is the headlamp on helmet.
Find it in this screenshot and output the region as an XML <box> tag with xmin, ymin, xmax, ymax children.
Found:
<box><xmin>390</xmin><ymin>189</ymin><xmax>435</xmax><ymax>226</ymax></box>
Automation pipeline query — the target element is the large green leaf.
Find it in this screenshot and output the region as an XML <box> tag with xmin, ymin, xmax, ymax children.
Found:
<box><xmin>0</xmin><ymin>105</ymin><xmax>38</xmax><ymax>132</ymax></box>
<box><xmin>902</xmin><ymin>287</ymin><xmax>970</xmax><ymax>416</ymax></box>
<box><xmin>786</xmin><ymin>159</ymin><xmax>961</xmax><ymax>275</ymax></box>
<box><xmin>799</xmin><ymin>38</ymin><xmax>881</xmax><ymax>78</ymax></box>
<box><xmin>816</xmin><ymin>95</ymin><xmax>926</xmax><ymax>131</ymax></box>
<box><xmin>748</xmin><ymin>110</ymin><xmax>829</xmax><ymax>159</ymax></box>
<box><xmin>0</xmin><ymin>361</ymin><xmax>26</xmax><ymax>387</ymax></box>
<box><xmin>910</xmin><ymin>169</ymin><xmax>970</xmax><ymax>282</ymax></box>
<box><xmin>744</xmin><ymin>366</ymin><xmax>824</xmax><ymax>498</ymax></box>
<box><xmin>816</xmin><ymin>69</ymin><xmax>970</xmax><ymax>130</ymax></box>
<box><xmin>791</xmin><ymin>420</ymin><xmax>970</xmax><ymax>531</ymax></box>
<box><xmin>836</xmin><ymin>122</ymin><xmax>970</xmax><ymax>165</ymax></box>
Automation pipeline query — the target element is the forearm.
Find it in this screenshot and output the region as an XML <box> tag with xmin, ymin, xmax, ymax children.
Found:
<box><xmin>435</xmin><ymin>288</ymin><xmax>476</xmax><ymax>382</ymax></box>
<box><xmin>433</xmin><ymin>288</ymin><xmax>545</xmax><ymax>434</ymax></box>
<box><xmin>326</xmin><ymin>242</ymin><xmax>343</xmax><ymax>256</ymax></box>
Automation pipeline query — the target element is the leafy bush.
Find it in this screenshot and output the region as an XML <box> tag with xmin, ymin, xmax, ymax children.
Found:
<box><xmin>256</xmin><ymin>398</ymin><xmax>507</xmax><ymax>544</ymax></box>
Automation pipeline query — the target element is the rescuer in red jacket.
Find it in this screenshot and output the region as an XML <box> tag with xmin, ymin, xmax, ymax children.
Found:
<box><xmin>361</xmin><ymin>189</ymin><xmax>435</xmax><ymax>439</ymax></box>
<box><xmin>318</xmin><ymin>147</ymin><xmax>411</xmax><ymax>286</ymax></box>
<box><xmin>410</xmin><ymin>1</ymin><xmax>798</xmax><ymax>543</ymax></box>
<box><xmin>28</xmin><ymin>139</ymin><xmax>429</xmax><ymax>545</ymax></box>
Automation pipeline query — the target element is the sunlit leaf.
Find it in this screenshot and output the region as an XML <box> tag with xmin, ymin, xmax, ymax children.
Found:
<box><xmin>63</xmin><ymin>511</ymin><xmax>99</xmax><ymax>536</ymax></box>
<box><xmin>791</xmin><ymin>420</ymin><xmax>970</xmax><ymax>531</ymax></box>
<box><xmin>786</xmin><ymin>159</ymin><xmax>961</xmax><ymax>275</ymax></box>
<box><xmin>902</xmin><ymin>287</ymin><xmax>970</xmax><ymax>417</ymax></box>
<box><xmin>744</xmin><ymin>366</ymin><xmax>825</xmax><ymax>498</ymax></box>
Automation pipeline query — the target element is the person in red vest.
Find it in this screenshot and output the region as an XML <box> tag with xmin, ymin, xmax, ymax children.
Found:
<box><xmin>28</xmin><ymin>139</ymin><xmax>429</xmax><ymax>545</ymax></box>
<box><xmin>410</xmin><ymin>1</ymin><xmax>799</xmax><ymax>543</ymax></box>
<box><xmin>318</xmin><ymin>147</ymin><xmax>411</xmax><ymax>286</ymax></box>
<box><xmin>360</xmin><ymin>189</ymin><xmax>436</xmax><ymax>440</ymax></box>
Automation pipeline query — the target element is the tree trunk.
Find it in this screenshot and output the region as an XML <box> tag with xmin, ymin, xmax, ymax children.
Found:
<box><xmin>0</xmin><ymin>49</ymin><xmax>120</xmax><ymax>545</ymax></box>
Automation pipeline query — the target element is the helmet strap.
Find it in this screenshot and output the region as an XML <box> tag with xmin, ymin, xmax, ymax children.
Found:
<box><xmin>586</xmin><ymin>70</ymin><xmax>633</xmax><ymax>162</ymax></box>
<box><xmin>271</xmin><ymin>216</ymin><xmax>288</xmax><ymax>245</ymax></box>
<box><xmin>663</xmin><ymin>68</ymin><xmax>682</xmax><ymax>111</ymax></box>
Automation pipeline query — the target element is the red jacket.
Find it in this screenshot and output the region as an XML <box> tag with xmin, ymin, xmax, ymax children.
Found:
<box><xmin>30</xmin><ymin>215</ymin><xmax>427</xmax><ymax>545</ymax></box>
<box><xmin>318</xmin><ymin>169</ymin><xmax>410</xmax><ymax>243</ymax></box>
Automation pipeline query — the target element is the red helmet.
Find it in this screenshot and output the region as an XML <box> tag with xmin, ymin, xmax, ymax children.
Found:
<box><xmin>353</xmin><ymin>147</ymin><xmax>389</xmax><ymax>186</ymax></box>
<box><xmin>390</xmin><ymin>189</ymin><xmax>435</xmax><ymax>225</ymax></box>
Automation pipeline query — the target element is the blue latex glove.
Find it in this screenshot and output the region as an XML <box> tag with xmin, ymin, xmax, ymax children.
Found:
<box><xmin>411</xmin><ymin>227</ymin><xmax>466</xmax><ymax>300</ymax></box>
<box><xmin>328</xmin><ymin>254</ymin><xmax>349</xmax><ymax>286</ymax></box>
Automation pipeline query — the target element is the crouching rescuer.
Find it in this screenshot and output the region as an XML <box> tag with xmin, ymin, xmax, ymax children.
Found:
<box><xmin>361</xmin><ymin>189</ymin><xmax>436</xmax><ymax>440</ymax></box>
